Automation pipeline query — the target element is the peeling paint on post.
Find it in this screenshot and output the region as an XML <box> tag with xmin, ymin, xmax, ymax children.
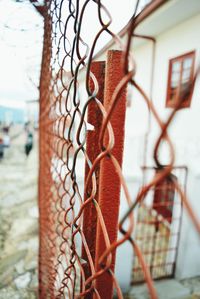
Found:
<box><xmin>82</xmin><ymin>61</ymin><xmax>105</xmax><ymax>298</ymax></box>
<box><xmin>94</xmin><ymin>50</ymin><xmax>127</xmax><ymax>299</ymax></box>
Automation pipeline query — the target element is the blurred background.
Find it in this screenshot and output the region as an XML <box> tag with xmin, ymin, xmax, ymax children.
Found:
<box><xmin>0</xmin><ymin>0</ymin><xmax>43</xmax><ymax>298</ymax></box>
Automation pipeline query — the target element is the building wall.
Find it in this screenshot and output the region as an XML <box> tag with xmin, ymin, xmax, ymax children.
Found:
<box><xmin>124</xmin><ymin>12</ymin><xmax>200</xmax><ymax>281</ymax></box>
<box><xmin>76</xmin><ymin>11</ymin><xmax>200</xmax><ymax>290</ymax></box>
<box><xmin>0</xmin><ymin>105</ymin><xmax>25</xmax><ymax>124</ymax></box>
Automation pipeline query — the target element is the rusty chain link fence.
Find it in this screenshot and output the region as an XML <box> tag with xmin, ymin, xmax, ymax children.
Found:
<box><xmin>38</xmin><ymin>0</ymin><xmax>200</xmax><ymax>298</ymax></box>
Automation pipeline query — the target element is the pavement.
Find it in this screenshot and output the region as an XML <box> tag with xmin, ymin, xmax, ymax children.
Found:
<box><xmin>127</xmin><ymin>277</ymin><xmax>200</xmax><ymax>299</ymax></box>
<box><xmin>0</xmin><ymin>127</ymin><xmax>38</xmax><ymax>298</ymax></box>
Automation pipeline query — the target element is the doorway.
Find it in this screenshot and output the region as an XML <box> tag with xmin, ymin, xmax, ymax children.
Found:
<box><xmin>131</xmin><ymin>167</ymin><xmax>186</xmax><ymax>284</ymax></box>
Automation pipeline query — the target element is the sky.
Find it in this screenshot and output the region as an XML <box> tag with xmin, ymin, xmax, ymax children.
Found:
<box><xmin>0</xmin><ymin>0</ymin><xmax>141</xmax><ymax>108</ymax></box>
<box><xmin>0</xmin><ymin>0</ymin><xmax>43</xmax><ymax>108</ymax></box>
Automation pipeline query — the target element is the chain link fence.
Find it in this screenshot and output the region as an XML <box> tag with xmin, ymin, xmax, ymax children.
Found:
<box><xmin>38</xmin><ymin>1</ymin><xmax>200</xmax><ymax>298</ymax></box>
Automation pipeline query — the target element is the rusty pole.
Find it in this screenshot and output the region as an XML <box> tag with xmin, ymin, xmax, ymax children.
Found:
<box><xmin>82</xmin><ymin>61</ymin><xmax>105</xmax><ymax>298</ymax></box>
<box><xmin>94</xmin><ymin>50</ymin><xmax>127</xmax><ymax>299</ymax></box>
<box><xmin>38</xmin><ymin>3</ymin><xmax>53</xmax><ymax>298</ymax></box>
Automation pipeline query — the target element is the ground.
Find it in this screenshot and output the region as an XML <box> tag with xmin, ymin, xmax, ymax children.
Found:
<box><xmin>0</xmin><ymin>126</ymin><xmax>38</xmax><ymax>298</ymax></box>
<box><xmin>127</xmin><ymin>277</ymin><xmax>200</xmax><ymax>299</ymax></box>
<box><xmin>0</xmin><ymin>126</ymin><xmax>200</xmax><ymax>299</ymax></box>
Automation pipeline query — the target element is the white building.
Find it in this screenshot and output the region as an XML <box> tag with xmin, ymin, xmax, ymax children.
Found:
<box><xmin>91</xmin><ymin>0</ymin><xmax>200</xmax><ymax>291</ymax></box>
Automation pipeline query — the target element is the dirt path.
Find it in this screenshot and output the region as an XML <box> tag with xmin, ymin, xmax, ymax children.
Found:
<box><xmin>0</xmin><ymin>129</ymin><xmax>38</xmax><ymax>298</ymax></box>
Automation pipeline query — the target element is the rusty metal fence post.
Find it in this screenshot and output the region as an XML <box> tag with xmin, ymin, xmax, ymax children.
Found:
<box><xmin>94</xmin><ymin>50</ymin><xmax>127</xmax><ymax>299</ymax></box>
<box><xmin>82</xmin><ymin>61</ymin><xmax>105</xmax><ymax>298</ymax></box>
<box><xmin>38</xmin><ymin>3</ymin><xmax>53</xmax><ymax>298</ymax></box>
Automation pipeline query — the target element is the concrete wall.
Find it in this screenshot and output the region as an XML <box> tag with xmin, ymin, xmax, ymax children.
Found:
<box><xmin>124</xmin><ymin>13</ymin><xmax>200</xmax><ymax>281</ymax></box>
<box><xmin>73</xmin><ymin>11</ymin><xmax>200</xmax><ymax>290</ymax></box>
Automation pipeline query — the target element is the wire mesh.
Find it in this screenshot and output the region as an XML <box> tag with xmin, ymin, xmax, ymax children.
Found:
<box><xmin>38</xmin><ymin>1</ymin><xmax>200</xmax><ymax>298</ymax></box>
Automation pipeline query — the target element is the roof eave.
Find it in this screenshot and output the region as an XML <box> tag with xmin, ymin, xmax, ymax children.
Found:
<box><xmin>93</xmin><ymin>0</ymin><xmax>168</xmax><ymax>60</ymax></box>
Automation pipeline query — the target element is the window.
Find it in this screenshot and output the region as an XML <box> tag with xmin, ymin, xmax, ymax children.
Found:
<box><xmin>153</xmin><ymin>171</ymin><xmax>177</xmax><ymax>224</ymax></box>
<box><xmin>166</xmin><ymin>51</ymin><xmax>195</xmax><ymax>108</ymax></box>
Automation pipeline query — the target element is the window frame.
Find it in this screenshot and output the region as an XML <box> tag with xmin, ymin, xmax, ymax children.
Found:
<box><xmin>166</xmin><ymin>50</ymin><xmax>195</xmax><ymax>109</ymax></box>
